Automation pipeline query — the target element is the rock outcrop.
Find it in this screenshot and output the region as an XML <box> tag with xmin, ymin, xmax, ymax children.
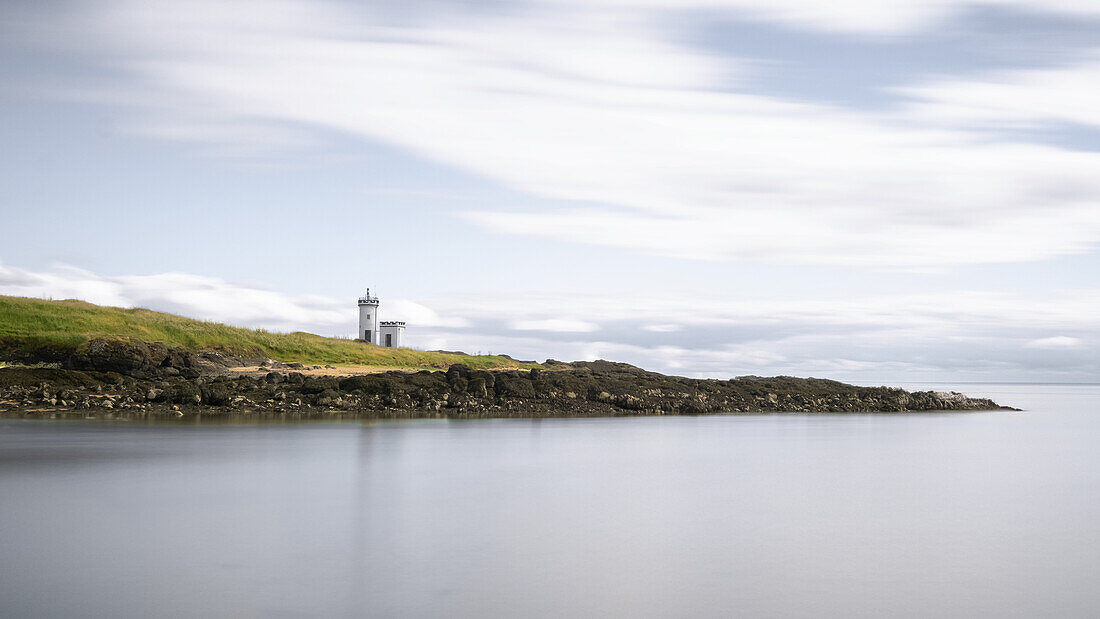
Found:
<box><xmin>0</xmin><ymin>339</ymin><xmax>1013</xmax><ymax>418</ymax></box>
<box><xmin>63</xmin><ymin>337</ymin><xmax>265</xmax><ymax>379</ymax></box>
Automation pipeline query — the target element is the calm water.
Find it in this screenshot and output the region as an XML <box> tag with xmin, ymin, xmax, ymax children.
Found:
<box><xmin>1</xmin><ymin>384</ymin><xmax>1098</xmax><ymax>618</ymax></box>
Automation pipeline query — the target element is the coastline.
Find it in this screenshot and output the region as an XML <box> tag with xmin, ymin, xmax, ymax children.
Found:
<box><xmin>0</xmin><ymin>338</ymin><xmax>1013</xmax><ymax>419</ymax></box>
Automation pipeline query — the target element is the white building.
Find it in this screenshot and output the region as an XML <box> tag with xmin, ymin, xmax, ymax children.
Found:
<box><xmin>379</xmin><ymin>322</ymin><xmax>406</xmax><ymax>348</ymax></box>
<box><xmin>357</xmin><ymin>290</ymin><xmax>379</xmax><ymax>343</ymax></box>
<box><xmin>357</xmin><ymin>289</ymin><xmax>406</xmax><ymax>347</ymax></box>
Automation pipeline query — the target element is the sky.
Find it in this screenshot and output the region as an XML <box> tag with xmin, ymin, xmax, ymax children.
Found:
<box><xmin>2</xmin><ymin>0</ymin><xmax>1099</xmax><ymax>382</ymax></box>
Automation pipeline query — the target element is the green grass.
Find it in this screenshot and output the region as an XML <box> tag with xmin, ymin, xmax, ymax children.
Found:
<box><xmin>0</xmin><ymin>295</ymin><xmax>538</xmax><ymax>371</ymax></box>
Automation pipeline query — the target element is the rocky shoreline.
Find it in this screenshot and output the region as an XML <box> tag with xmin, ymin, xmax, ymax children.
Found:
<box><xmin>0</xmin><ymin>338</ymin><xmax>1012</xmax><ymax>419</ymax></box>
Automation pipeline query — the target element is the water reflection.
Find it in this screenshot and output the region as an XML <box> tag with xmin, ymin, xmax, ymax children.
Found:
<box><xmin>1</xmin><ymin>384</ymin><xmax>1098</xmax><ymax>618</ymax></box>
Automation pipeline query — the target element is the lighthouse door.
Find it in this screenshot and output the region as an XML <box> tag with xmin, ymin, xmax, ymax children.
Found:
<box><xmin>364</xmin><ymin>330</ymin><xmax>371</xmax><ymax>343</ymax></box>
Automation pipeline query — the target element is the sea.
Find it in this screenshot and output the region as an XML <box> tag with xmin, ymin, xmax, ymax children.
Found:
<box><xmin>1</xmin><ymin>383</ymin><xmax>1097</xmax><ymax>618</ymax></box>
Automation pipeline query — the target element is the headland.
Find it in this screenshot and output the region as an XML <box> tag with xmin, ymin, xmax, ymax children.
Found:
<box><xmin>0</xmin><ymin>296</ymin><xmax>1012</xmax><ymax>419</ymax></box>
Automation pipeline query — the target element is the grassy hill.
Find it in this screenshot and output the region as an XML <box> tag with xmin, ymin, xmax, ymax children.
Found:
<box><xmin>0</xmin><ymin>295</ymin><xmax>536</xmax><ymax>371</ymax></box>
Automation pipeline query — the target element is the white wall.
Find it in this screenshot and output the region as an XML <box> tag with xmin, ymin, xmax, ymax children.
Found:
<box><xmin>379</xmin><ymin>324</ymin><xmax>405</xmax><ymax>348</ymax></box>
<box><xmin>358</xmin><ymin>301</ymin><xmax>379</xmax><ymax>343</ymax></box>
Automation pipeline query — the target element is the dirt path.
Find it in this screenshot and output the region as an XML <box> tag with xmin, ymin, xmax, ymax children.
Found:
<box><xmin>227</xmin><ymin>365</ymin><xmax>420</xmax><ymax>378</ymax></box>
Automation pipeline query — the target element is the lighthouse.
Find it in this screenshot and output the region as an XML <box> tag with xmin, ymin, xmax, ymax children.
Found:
<box><xmin>357</xmin><ymin>289</ymin><xmax>406</xmax><ymax>346</ymax></box>
<box><xmin>357</xmin><ymin>289</ymin><xmax>379</xmax><ymax>343</ymax></box>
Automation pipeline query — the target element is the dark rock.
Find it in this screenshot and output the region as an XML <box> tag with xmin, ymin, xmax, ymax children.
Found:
<box><xmin>450</xmin><ymin>377</ymin><xmax>468</xmax><ymax>394</ymax></box>
<box><xmin>200</xmin><ymin>383</ymin><xmax>231</xmax><ymax>406</ymax></box>
<box><xmin>68</xmin><ymin>338</ymin><xmax>162</xmax><ymax>375</ymax></box>
<box><xmin>166</xmin><ymin>382</ymin><xmax>200</xmax><ymax>404</ymax></box>
<box><xmin>339</xmin><ymin>374</ymin><xmax>403</xmax><ymax>395</ymax></box>
<box><xmin>496</xmin><ymin>375</ymin><xmax>536</xmax><ymax>399</ymax></box>
<box><xmin>468</xmin><ymin>377</ymin><xmax>488</xmax><ymax>398</ymax></box>
<box><xmin>299</xmin><ymin>378</ymin><xmax>339</xmax><ymax>395</ymax></box>
<box><xmin>446</xmin><ymin>364</ymin><xmax>472</xmax><ymax>382</ymax></box>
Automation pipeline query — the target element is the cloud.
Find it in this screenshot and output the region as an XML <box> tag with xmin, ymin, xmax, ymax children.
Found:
<box><xmin>557</xmin><ymin>0</ymin><xmax>1100</xmax><ymax>34</ymax></box>
<box><xmin>5</xmin><ymin>0</ymin><xmax>1100</xmax><ymax>268</ymax></box>
<box><xmin>382</xmin><ymin>299</ymin><xmax>469</xmax><ymax>328</ymax></box>
<box><xmin>3</xmin><ymin>262</ymin><xmax>1100</xmax><ymax>381</ymax></box>
<box><xmin>1024</xmin><ymin>336</ymin><xmax>1081</xmax><ymax>349</ymax></box>
<box><xmin>899</xmin><ymin>55</ymin><xmax>1100</xmax><ymax>130</ymax></box>
<box><xmin>643</xmin><ymin>324</ymin><xmax>683</xmax><ymax>332</ymax></box>
<box><xmin>1</xmin><ymin>262</ymin><xmax>352</xmax><ymax>336</ymax></box>
<box><xmin>415</xmin><ymin>289</ymin><xmax>1100</xmax><ymax>380</ymax></box>
<box><xmin>509</xmin><ymin>319</ymin><xmax>600</xmax><ymax>333</ymax></box>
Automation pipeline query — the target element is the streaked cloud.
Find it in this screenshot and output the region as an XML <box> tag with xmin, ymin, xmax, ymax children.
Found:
<box><xmin>899</xmin><ymin>55</ymin><xmax>1100</xmax><ymax>135</ymax></box>
<box><xmin>559</xmin><ymin>0</ymin><xmax>1100</xmax><ymax>34</ymax></box>
<box><xmin>1024</xmin><ymin>336</ymin><xmax>1082</xmax><ymax>350</ymax></box>
<box><xmin>643</xmin><ymin>324</ymin><xmax>683</xmax><ymax>333</ymax></box>
<box><xmin>3</xmin><ymin>1</ymin><xmax>1100</xmax><ymax>382</ymax></box>
<box><xmin>3</xmin><ymin>263</ymin><xmax>1099</xmax><ymax>382</ymax></box>
<box><xmin>0</xmin><ymin>262</ymin><xmax>460</xmax><ymax>335</ymax></box>
<box><xmin>509</xmin><ymin>319</ymin><xmax>600</xmax><ymax>333</ymax></box>
<box><xmin>7</xmin><ymin>0</ymin><xmax>1100</xmax><ymax>267</ymax></box>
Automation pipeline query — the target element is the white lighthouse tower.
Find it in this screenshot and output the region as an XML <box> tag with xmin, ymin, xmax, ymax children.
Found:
<box><xmin>357</xmin><ymin>289</ymin><xmax>379</xmax><ymax>343</ymax></box>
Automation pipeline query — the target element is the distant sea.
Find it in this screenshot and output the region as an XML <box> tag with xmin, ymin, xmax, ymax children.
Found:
<box><xmin>2</xmin><ymin>383</ymin><xmax>1098</xmax><ymax>618</ymax></box>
